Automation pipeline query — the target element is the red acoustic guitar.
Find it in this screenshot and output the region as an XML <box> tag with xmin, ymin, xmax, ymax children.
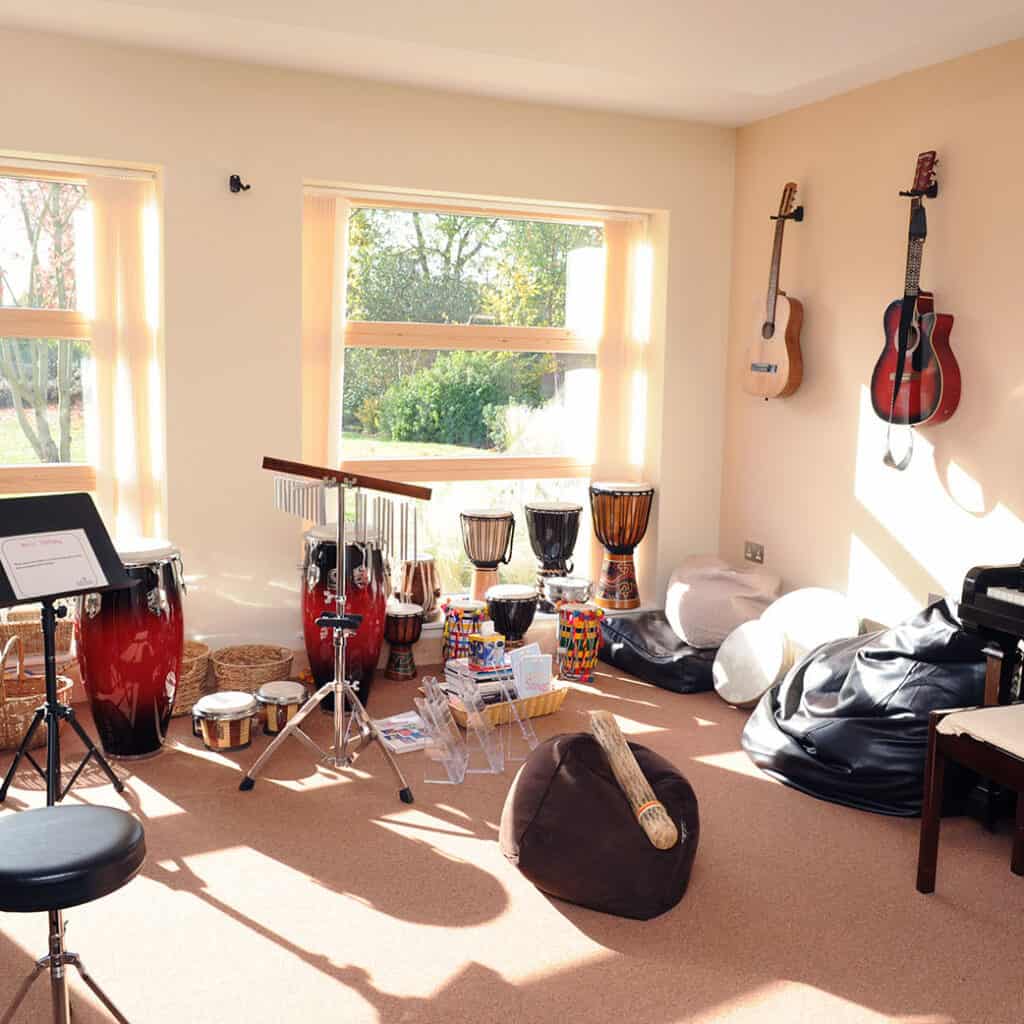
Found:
<box><xmin>870</xmin><ymin>151</ymin><xmax>960</xmax><ymax>468</ymax></box>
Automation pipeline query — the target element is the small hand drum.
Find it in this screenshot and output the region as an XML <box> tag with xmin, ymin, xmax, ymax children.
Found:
<box><xmin>460</xmin><ymin>509</ymin><xmax>515</xmax><ymax>602</ymax></box>
<box><xmin>485</xmin><ymin>583</ymin><xmax>537</xmax><ymax>650</ymax></box>
<box><xmin>384</xmin><ymin>602</ymin><xmax>423</xmax><ymax>680</ymax></box>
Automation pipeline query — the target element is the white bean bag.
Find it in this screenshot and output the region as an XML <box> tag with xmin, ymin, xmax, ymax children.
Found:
<box><xmin>665</xmin><ymin>556</ymin><xmax>781</xmax><ymax>650</ymax></box>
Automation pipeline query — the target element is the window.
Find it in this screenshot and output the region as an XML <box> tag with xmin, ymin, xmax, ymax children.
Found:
<box><xmin>0</xmin><ymin>171</ymin><xmax>94</xmax><ymax>492</ymax></box>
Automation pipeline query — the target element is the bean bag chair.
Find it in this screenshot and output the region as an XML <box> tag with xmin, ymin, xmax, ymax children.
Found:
<box><xmin>500</xmin><ymin>729</ymin><xmax>700</xmax><ymax>919</ymax></box>
<box><xmin>741</xmin><ymin>600</ymin><xmax>987</xmax><ymax>816</ymax></box>
<box><xmin>599</xmin><ymin>611</ymin><xmax>716</xmax><ymax>693</ymax></box>
<box><xmin>666</xmin><ymin>555</ymin><xmax>780</xmax><ymax>649</ymax></box>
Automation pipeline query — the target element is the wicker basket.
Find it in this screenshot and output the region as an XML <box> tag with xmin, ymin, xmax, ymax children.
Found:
<box><xmin>171</xmin><ymin>641</ymin><xmax>212</xmax><ymax>717</ymax></box>
<box><xmin>211</xmin><ymin>644</ymin><xmax>294</xmax><ymax>695</ymax></box>
<box><xmin>0</xmin><ymin>636</ymin><xmax>74</xmax><ymax>751</ymax></box>
<box><xmin>449</xmin><ymin>683</ymin><xmax>568</xmax><ymax>728</ymax></box>
<box><xmin>0</xmin><ymin>605</ymin><xmax>75</xmax><ymax>658</ymax></box>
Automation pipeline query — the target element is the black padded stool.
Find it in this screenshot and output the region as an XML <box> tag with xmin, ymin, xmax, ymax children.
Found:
<box><xmin>0</xmin><ymin>805</ymin><xmax>145</xmax><ymax>1024</ymax></box>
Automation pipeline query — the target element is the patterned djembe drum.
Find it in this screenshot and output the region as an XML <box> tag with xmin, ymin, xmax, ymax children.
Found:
<box><xmin>557</xmin><ymin>602</ymin><xmax>605</xmax><ymax>683</ymax></box>
<box><xmin>589</xmin><ymin>482</ymin><xmax>655</xmax><ymax>610</ymax></box>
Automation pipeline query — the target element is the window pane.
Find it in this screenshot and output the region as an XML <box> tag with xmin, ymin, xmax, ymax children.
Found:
<box><xmin>347</xmin><ymin>207</ymin><xmax>604</xmax><ymax>329</ymax></box>
<box><xmin>342</xmin><ymin>348</ymin><xmax>597</xmax><ymax>461</ymax></box>
<box><xmin>413</xmin><ymin>478</ymin><xmax>593</xmax><ymax>594</ymax></box>
<box><xmin>0</xmin><ymin>338</ymin><xmax>91</xmax><ymax>464</ymax></box>
<box><xmin>0</xmin><ymin>176</ymin><xmax>87</xmax><ymax>311</ymax></box>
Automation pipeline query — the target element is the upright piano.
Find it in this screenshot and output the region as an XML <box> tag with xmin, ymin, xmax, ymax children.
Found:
<box><xmin>959</xmin><ymin>562</ymin><xmax>1024</xmax><ymax>705</ymax></box>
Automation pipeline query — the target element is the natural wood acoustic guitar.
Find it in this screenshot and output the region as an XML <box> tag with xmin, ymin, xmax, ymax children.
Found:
<box><xmin>743</xmin><ymin>182</ymin><xmax>804</xmax><ymax>399</ymax></box>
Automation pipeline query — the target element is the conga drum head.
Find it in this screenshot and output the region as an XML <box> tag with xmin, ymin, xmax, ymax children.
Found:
<box><xmin>712</xmin><ymin>620</ymin><xmax>790</xmax><ymax>708</ymax></box>
<box><xmin>115</xmin><ymin>537</ymin><xmax>180</xmax><ymax>564</ymax></box>
<box><xmin>760</xmin><ymin>589</ymin><xmax>860</xmax><ymax>664</ymax></box>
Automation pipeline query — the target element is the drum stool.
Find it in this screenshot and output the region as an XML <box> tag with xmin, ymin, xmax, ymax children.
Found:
<box><xmin>0</xmin><ymin>805</ymin><xmax>146</xmax><ymax>1024</ymax></box>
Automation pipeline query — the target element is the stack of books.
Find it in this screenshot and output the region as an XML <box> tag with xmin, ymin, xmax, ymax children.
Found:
<box><xmin>443</xmin><ymin>657</ymin><xmax>517</xmax><ymax>706</ymax></box>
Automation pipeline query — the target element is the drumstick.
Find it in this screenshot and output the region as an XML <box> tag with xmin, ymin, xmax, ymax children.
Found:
<box><xmin>588</xmin><ymin>711</ymin><xmax>679</xmax><ymax>850</ymax></box>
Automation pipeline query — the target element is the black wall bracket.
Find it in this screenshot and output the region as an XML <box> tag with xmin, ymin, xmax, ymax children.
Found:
<box><xmin>770</xmin><ymin>205</ymin><xmax>804</xmax><ymax>222</ymax></box>
<box><xmin>229</xmin><ymin>174</ymin><xmax>252</xmax><ymax>194</ymax></box>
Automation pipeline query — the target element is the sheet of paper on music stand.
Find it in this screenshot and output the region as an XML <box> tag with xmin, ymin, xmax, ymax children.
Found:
<box><xmin>0</xmin><ymin>529</ymin><xmax>108</xmax><ymax>601</ymax></box>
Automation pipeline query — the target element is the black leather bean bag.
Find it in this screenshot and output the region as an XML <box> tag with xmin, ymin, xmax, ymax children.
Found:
<box><xmin>500</xmin><ymin>733</ymin><xmax>700</xmax><ymax>919</ymax></box>
<box><xmin>598</xmin><ymin>611</ymin><xmax>716</xmax><ymax>693</ymax></box>
<box><xmin>741</xmin><ymin>601</ymin><xmax>987</xmax><ymax>816</ymax></box>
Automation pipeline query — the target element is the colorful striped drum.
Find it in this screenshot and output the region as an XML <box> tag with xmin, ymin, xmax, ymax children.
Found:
<box><xmin>441</xmin><ymin>598</ymin><xmax>488</xmax><ymax>663</ymax></box>
<box><xmin>557</xmin><ymin>602</ymin><xmax>605</xmax><ymax>683</ymax></box>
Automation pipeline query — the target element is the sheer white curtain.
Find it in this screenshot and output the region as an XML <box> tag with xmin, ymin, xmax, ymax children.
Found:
<box><xmin>86</xmin><ymin>175</ymin><xmax>164</xmax><ymax>540</ymax></box>
<box><xmin>302</xmin><ymin>193</ymin><xmax>350</xmax><ymax>468</ymax></box>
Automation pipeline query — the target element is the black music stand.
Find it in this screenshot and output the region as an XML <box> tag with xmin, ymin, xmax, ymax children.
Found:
<box><xmin>0</xmin><ymin>493</ymin><xmax>133</xmax><ymax>806</ymax></box>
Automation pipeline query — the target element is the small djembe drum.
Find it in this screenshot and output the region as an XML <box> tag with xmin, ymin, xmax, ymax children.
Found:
<box><xmin>589</xmin><ymin>482</ymin><xmax>655</xmax><ymax>610</ymax></box>
<box><xmin>441</xmin><ymin>598</ymin><xmax>488</xmax><ymax>663</ymax></box>
<box><xmin>460</xmin><ymin>509</ymin><xmax>515</xmax><ymax>601</ymax></box>
<box><xmin>397</xmin><ymin>557</ymin><xmax>442</xmax><ymax>623</ymax></box>
<box><xmin>557</xmin><ymin>602</ymin><xmax>605</xmax><ymax>683</ymax></box>
<box><xmin>524</xmin><ymin>502</ymin><xmax>582</xmax><ymax>612</ymax></box>
<box><xmin>485</xmin><ymin>584</ymin><xmax>538</xmax><ymax>650</ymax></box>
<box><xmin>384</xmin><ymin>602</ymin><xmax>423</xmax><ymax>680</ymax></box>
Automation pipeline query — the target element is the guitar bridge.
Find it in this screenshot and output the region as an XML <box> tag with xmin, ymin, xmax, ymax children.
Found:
<box><xmin>749</xmin><ymin>363</ymin><xmax>778</xmax><ymax>374</ymax></box>
<box><xmin>888</xmin><ymin>372</ymin><xmax>921</xmax><ymax>382</ymax></box>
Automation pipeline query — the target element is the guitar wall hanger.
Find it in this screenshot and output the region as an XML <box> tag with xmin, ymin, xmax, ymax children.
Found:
<box><xmin>899</xmin><ymin>182</ymin><xmax>939</xmax><ymax>199</ymax></box>
<box><xmin>770</xmin><ymin>205</ymin><xmax>804</xmax><ymax>222</ymax></box>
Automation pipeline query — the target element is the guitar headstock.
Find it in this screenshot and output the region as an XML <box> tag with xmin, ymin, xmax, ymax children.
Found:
<box><xmin>777</xmin><ymin>182</ymin><xmax>798</xmax><ymax>218</ymax></box>
<box><xmin>910</xmin><ymin>151</ymin><xmax>939</xmax><ymax>198</ymax></box>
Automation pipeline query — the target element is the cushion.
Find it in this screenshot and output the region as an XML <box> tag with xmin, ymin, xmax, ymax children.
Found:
<box><xmin>937</xmin><ymin>704</ymin><xmax>1024</xmax><ymax>755</ymax></box>
<box><xmin>599</xmin><ymin>610</ymin><xmax>715</xmax><ymax>693</ymax></box>
<box><xmin>500</xmin><ymin>732</ymin><xmax>700</xmax><ymax>919</ymax></box>
<box><xmin>665</xmin><ymin>555</ymin><xmax>780</xmax><ymax>649</ymax></box>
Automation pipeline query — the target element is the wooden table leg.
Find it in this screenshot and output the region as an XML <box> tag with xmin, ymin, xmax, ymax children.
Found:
<box><xmin>1012</xmin><ymin>793</ymin><xmax>1024</xmax><ymax>877</ymax></box>
<box><xmin>917</xmin><ymin>718</ymin><xmax>946</xmax><ymax>894</ymax></box>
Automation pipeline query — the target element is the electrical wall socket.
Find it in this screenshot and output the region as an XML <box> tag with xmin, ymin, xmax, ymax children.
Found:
<box><xmin>744</xmin><ymin>541</ymin><xmax>765</xmax><ymax>564</ymax></box>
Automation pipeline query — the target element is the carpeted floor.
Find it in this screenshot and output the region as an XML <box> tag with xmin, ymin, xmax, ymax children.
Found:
<box><xmin>1</xmin><ymin>666</ymin><xmax>1022</xmax><ymax>1024</ymax></box>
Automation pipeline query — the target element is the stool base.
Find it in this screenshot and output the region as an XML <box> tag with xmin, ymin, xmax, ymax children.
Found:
<box><xmin>1</xmin><ymin>910</ymin><xmax>130</xmax><ymax>1024</ymax></box>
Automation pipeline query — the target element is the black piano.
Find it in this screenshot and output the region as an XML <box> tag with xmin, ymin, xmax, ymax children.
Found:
<box><xmin>960</xmin><ymin>562</ymin><xmax>1024</xmax><ymax>705</ymax></box>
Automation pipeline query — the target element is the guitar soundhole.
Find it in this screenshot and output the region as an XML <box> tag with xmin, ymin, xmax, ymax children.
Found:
<box><xmin>761</xmin><ymin>322</ymin><xmax>775</xmax><ymax>340</ymax></box>
<box><xmin>905</xmin><ymin>325</ymin><xmax>920</xmax><ymax>354</ymax></box>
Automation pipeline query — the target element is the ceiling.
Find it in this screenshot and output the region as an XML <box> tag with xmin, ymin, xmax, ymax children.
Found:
<box><xmin>2</xmin><ymin>0</ymin><xmax>1024</xmax><ymax>124</ymax></box>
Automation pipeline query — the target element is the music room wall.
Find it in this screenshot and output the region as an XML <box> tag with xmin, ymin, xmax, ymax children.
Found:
<box><xmin>0</xmin><ymin>26</ymin><xmax>735</xmax><ymax>645</ymax></box>
<box><xmin>721</xmin><ymin>37</ymin><xmax>1024</xmax><ymax>626</ymax></box>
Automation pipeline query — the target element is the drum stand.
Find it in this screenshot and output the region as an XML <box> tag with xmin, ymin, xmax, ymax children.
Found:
<box><xmin>0</xmin><ymin>598</ymin><xmax>123</xmax><ymax>806</ymax></box>
<box><xmin>240</xmin><ymin>480</ymin><xmax>413</xmax><ymax>803</ymax></box>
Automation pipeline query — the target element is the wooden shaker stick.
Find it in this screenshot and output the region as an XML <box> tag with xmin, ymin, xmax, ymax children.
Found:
<box><xmin>589</xmin><ymin>711</ymin><xmax>679</xmax><ymax>850</ymax></box>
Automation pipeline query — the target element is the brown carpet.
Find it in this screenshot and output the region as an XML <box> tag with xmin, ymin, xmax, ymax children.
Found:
<box><xmin>1</xmin><ymin>667</ymin><xmax>1022</xmax><ymax>1024</ymax></box>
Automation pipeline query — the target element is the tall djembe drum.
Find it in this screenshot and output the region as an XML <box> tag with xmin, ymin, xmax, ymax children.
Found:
<box><xmin>589</xmin><ymin>482</ymin><xmax>655</xmax><ymax>610</ymax></box>
<box><xmin>460</xmin><ymin>509</ymin><xmax>515</xmax><ymax>602</ymax></box>
<box><xmin>524</xmin><ymin>502</ymin><xmax>582</xmax><ymax>612</ymax></box>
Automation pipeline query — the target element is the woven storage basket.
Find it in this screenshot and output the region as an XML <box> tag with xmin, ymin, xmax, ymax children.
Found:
<box><xmin>0</xmin><ymin>636</ymin><xmax>74</xmax><ymax>751</ymax></box>
<box><xmin>449</xmin><ymin>683</ymin><xmax>568</xmax><ymax>729</ymax></box>
<box><xmin>172</xmin><ymin>640</ymin><xmax>212</xmax><ymax>717</ymax></box>
<box><xmin>0</xmin><ymin>606</ymin><xmax>75</xmax><ymax>658</ymax></box>
<box><xmin>212</xmin><ymin>644</ymin><xmax>294</xmax><ymax>695</ymax></box>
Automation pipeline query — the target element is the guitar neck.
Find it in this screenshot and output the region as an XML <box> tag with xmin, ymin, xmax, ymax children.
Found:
<box><xmin>903</xmin><ymin>198</ymin><xmax>926</xmax><ymax>299</ymax></box>
<box><xmin>764</xmin><ymin>217</ymin><xmax>786</xmax><ymax>326</ymax></box>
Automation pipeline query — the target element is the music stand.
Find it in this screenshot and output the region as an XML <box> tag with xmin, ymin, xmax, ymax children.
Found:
<box><xmin>239</xmin><ymin>457</ymin><xmax>431</xmax><ymax>803</ymax></box>
<box><xmin>0</xmin><ymin>493</ymin><xmax>133</xmax><ymax>806</ymax></box>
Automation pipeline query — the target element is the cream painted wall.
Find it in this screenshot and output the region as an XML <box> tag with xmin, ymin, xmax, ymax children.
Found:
<box><xmin>0</xmin><ymin>27</ymin><xmax>734</xmax><ymax>646</ymax></box>
<box><xmin>721</xmin><ymin>39</ymin><xmax>1024</xmax><ymax>626</ymax></box>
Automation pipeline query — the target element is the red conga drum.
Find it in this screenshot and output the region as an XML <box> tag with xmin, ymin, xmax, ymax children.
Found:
<box><xmin>75</xmin><ymin>539</ymin><xmax>185</xmax><ymax>759</ymax></box>
<box><xmin>302</xmin><ymin>526</ymin><xmax>387</xmax><ymax>708</ymax></box>
<box><xmin>589</xmin><ymin>482</ymin><xmax>655</xmax><ymax>610</ymax></box>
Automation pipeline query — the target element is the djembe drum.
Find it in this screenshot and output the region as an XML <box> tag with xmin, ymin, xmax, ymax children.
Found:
<box><xmin>385</xmin><ymin>602</ymin><xmax>423</xmax><ymax>680</ymax></box>
<box><xmin>397</xmin><ymin>557</ymin><xmax>442</xmax><ymax>622</ymax></box>
<box><xmin>441</xmin><ymin>598</ymin><xmax>488</xmax><ymax>663</ymax></box>
<box><xmin>557</xmin><ymin>602</ymin><xmax>604</xmax><ymax>683</ymax></box>
<box><xmin>589</xmin><ymin>482</ymin><xmax>655</xmax><ymax>610</ymax></box>
<box><xmin>525</xmin><ymin>502</ymin><xmax>582</xmax><ymax>611</ymax></box>
<box><xmin>485</xmin><ymin>584</ymin><xmax>538</xmax><ymax>650</ymax></box>
<box><xmin>460</xmin><ymin>509</ymin><xmax>515</xmax><ymax>601</ymax></box>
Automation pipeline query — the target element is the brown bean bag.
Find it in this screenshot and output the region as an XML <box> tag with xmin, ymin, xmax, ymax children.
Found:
<box><xmin>499</xmin><ymin>732</ymin><xmax>700</xmax><ymax>919</ymax></box>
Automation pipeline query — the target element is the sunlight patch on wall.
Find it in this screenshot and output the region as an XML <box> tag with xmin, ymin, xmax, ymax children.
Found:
<box><xmin>847</xmin><ymin>534</ymin><xmax>921</xmax><ymax>625</ymax></box>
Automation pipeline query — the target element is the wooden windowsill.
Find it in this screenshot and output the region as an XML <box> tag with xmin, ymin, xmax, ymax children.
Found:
<box><xmin>0</xmin><ymin>464</ymin><xmax>96</xmax><ymax>495</ymax></box>
<box><xmin>344</xmin><ymin>320</ymin><xmax>596</xmax><ymax>354</ymax></box>
<box><xmin>338</xmin><ymin>455</ymin><xmax>593</xmax><ymax>483</ymax></box>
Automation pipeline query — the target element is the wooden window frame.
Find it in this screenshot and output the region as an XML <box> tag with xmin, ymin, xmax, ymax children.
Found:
<box><xmin>340</xmin><ymin>200</ymin><xmax>602</xmax><ymax>484</ymax></box>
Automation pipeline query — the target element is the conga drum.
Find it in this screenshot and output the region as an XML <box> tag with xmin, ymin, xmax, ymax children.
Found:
<box><xmin>76</xmin><ymin>539</ymin><xmax>185</xmax><ymax>759</ymax></box>
<box><xmin>589</xmin><ymin>482</ymin><xmax>655</xmax><ymax>610</ymax></box>
<box><xmin>441</xmin><ymin>598</ymin><xmax>488</xmax><ymax>664</ymax></box>
<box><xmin>485</xmin><ymin>584</ymin><xmax>537</xmax><ymax>650</ymax></box>
<box><xmin>524</xmin><ymin>502</ymin><xmax>582</xmax><ymax>612</ymax></box>
<box><xmin>397</xmin><ymin>557</ymin><xmax>442</xmax><ymax>623</ymax></box>
<box><xmin>302</xmin><ymin>526</ymin><xmax>387</xmax><ymax>709</ymax></box>
<box><xmin>557</xmin><ymin>602</ymin><xmax>604</xmax><ymax>683</ymax></box>
<box><xmin>460</xmin><ymin>509</ymin><xmax>515</xmax><ymax>601</ymax></box>
<box><xmin>384</xmin><ymin>602</ymin><xmax>423</xmax><ymax>680</ymax></box>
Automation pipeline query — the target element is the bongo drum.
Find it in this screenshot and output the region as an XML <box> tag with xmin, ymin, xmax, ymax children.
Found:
<box><xmin>544</xmin><ymin>576</ymin><xmax>593</xmax><ymax>607</ymax></box>
<box><xmin>460</xmin><ymin>509</ymin><xmax>515</xmax><ymax>601</ymax></box>
<box><xmin>712</xmin><ymin>620</ymin><xmax>791</xmax><ymax>708</ymax></box>
<box><xmin>557</xmin><ymin>602</ymin><xmax>604</xmax><ymax>683</ymax></box>
<box><xmin>192</xmin><ymin>691</ymin><xmax>259</xmax><ymax>751</ymax></box>
<box><xmin>256</xmin><ymin>680</ymin><xmax>307</xmax><ymax>734</ymax></box>
<box><xmin>485</xmin><ymin>584</ymin><xmax>538</xmax><ymax>650</ymax></box>
<box><xmin>441</xmin><ymin>598</ymin><xmax>488</xmax><ymax>663</ymax></box>
<box><xmin>397</xmin><ymin>557</ymin><xmax>442</xmax><ymax>622</ymax></box>
<box><xmin>76</xmin><ymin>538</ymin><xmax>185</xmax><ymax>759</ymax></box>
<box><xmin>384</xmin><ymin>602</ymin><xmax>423</xmax><ymax>680</ymax></box>
<box><xmin>302</xmin><ymin>525</ymin><xmax>387</xmax><ymax>709</ymax></box>
<box><xmin>589</xmin><ymin>482</ymin><xmax>655</xmax><ymax>610</ymax></box>
<box><xmin>524</xmin><ymin>502</ymin><xmax>582</xmax><ymax>611</ymax></box>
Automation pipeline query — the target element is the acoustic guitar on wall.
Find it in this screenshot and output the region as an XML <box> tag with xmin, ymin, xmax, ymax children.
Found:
<box><xmin>870</xmin><ymin>151</ymin><xmax>960</xmax><ymax>470</ymax></box>
<box><xmin>743</xmin><ymin>182</ymin><xmax>804</xmax><ymax>399</ymax></box>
